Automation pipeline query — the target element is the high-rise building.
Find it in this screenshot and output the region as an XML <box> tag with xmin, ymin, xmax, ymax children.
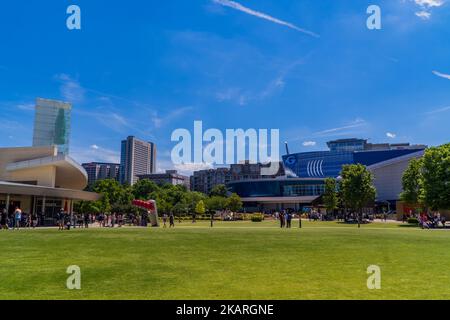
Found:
<box><xmin>32</xmin><ymin>98</ymin><xmax>72</xmax><ymax>155</ymax></box>
<box><xmin>120</xmin><ymin>136</ymin><xmax>156</xmax><ymax>185</ymax></box>
<box><xmin>82</xmin><ymin>162</ymin><xmax>120</xmax><ymax>186</ymax></box>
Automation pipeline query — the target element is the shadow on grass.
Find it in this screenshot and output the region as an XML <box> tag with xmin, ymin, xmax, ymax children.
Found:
<box><xmin>398</xmin><ymin>224</ymin><xmax>420</xmax><ymax>228</ymax></box>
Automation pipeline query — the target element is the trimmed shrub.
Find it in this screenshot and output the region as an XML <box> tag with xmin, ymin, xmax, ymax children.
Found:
<box><xmin>407</xmin><ymin>217</ymin><xmax>419</xmax><ymax>224</ymax></box>
<box><xmin>251</xmin><ymin>214</ymin><xmax>264</xmax><ymax>222</ymax></box>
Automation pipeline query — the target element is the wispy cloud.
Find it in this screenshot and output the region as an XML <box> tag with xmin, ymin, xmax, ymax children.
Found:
<box><xmin>386</xmin><ymin>132</ymin><xmax>397</xmax><ymax>139</ymax></box>
<box><xmin>71</xmin><ymin>145</ymin><xmax>120</xmax><ymax>164</ymax></box>
<box><xmin>432</xmin><ymin>70</ymin><xmax>450</xmax><ymax>80</ymax></box>
<box><xmin>212</xmin><ymin>0</ymin><xmax>319</xmax><ymax>38</ymax></box>
<box><xmin>313</xmin><ymin>119</ymin><xmax>368</xmax><ymax>137</ymax></box>
<box><xmin>415</xmin><ymin>10</ymin><xmax>432</xmax><ymax>19</ymax></box>
<box><xmin>302</xmin><ymin>141</ymin><xmax>316</xmax><ymax>147</ymax></box>
<box><xmin>54</xmin><ymin>74</ymin><xmax>86</xmax><ymax>104</ymax></box>
<box><xmin>151</xmin><ymin>106</ymin><xmax>194</xmax><ymax>128</ymax></box>
<box><xmin>415</xmin><ymin>0</ymin><xmax>445</xmax><ymax>7</ymax></box>
<box><xmin>411</xmin><ymin>0</ymin><xmax>445</xmax><ymax>19</ymax></box>
<box><xmin>424</xmin><ymin>106</ymin><xmax>450</xmax><ymax>115</ymax></box>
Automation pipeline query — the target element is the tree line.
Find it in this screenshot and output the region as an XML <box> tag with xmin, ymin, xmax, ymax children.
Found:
<box><xmin>75</xmin><ymin>179</ymin><xmax>243</xmax><ymax>223</ymax></box>
<box><xmin>400</xmin><ymin>143</ymin><xmax>450</xmax><ymax>212</ymax></box>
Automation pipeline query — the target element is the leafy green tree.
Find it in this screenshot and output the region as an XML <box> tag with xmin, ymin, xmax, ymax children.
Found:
<box><xmin>74</xmin><ymin>201</ymin><xmax>100</xmax><ymax>214</ymax></box>
<box><xmin>209</xmin><ymin>184</ymin><xmax>228</xmax><ymax>198</ymax></box>
<box><xmin>400</xmin><ymin>158</ymin><xmax>424</xmax><ymax>206</ymax></box>
<box><xmin>323</xmin><ymin>178</ymin><xmax>339</xmax><ymax>215</ymax></box>
<box><xmin>340</xmin><ymin>164</ymin><xmax>377</xmax><ymax>228</ymax></box>
<box><xmin>195</xmin><ymin>200</ymin><xmax>206</xmax><ymax>216</ymax></box>
<box><xmin>421</xmin><ymin>143</ymin><xmax>450</xmax><ymax>211</ymax></box>
<box><xmin>132</xmin><ymin>179</ymin><xmax>160</xmax><ymax>200</ymax></box>
<box><xmin>226</xmin><ymin>193</ymin><xmax>243</xmax><ymax>213</ymax></box>
<box><xmin>93</xmin><ymin>179</ymin><xmax>126</xmax><ymax>206</ymax></box>
<box><xmin>186</xmin><ymin>191</ymin><xmax>207</xmax><ymax>214</ymax></box>
<box><xmin>205</xmin><ymin>196</ymin><xmax>227</xmax><ymax>227</ymax></box>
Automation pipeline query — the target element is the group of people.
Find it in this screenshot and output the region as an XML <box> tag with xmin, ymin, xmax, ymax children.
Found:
<box><xmin>0</xmin><ymin>207</ymin><xmax>38</xmax><ymax>230</ymax></box>
<box><xmin>274</xmin><ymin>211</ymin><xmax>293</xmax><ymax>228</ymax></box>
<box><xmin>57</xmin><ymin>211</ymin><xmax>130</xmax><ymax>230</ymax></box>
<box><xmin>419</xmin><ymin>212</ymin><xmax>446</xmax><ymax>229</ymax></box>
<box><xmin>161</xmin><ymin>213</ymin><xmax>175</xmax><ymax>228</ymax></box>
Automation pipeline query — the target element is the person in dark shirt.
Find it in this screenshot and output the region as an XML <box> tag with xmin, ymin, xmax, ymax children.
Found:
<box><xmin>169</xmin><ymin>213</ymin><xmax>175</xmax><ymax>228</ymax></box>
<box><xmin>1</xmin><ymin>208</ymin><xmax>8</xmax><ymax>229</ymax></box>
<box><xmin>286</xmin><ymin>212</ymin><xmax>292</xmax><ymax>228</ymax></box>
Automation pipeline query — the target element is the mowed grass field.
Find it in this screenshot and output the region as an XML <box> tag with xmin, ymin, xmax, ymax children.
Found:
<box><xmin>1</xmin><ymin>220</ymin><xmax>450</xmax><ymax>300</ymax></box>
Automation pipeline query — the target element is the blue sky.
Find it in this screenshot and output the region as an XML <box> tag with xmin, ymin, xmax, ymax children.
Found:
<box><xmin>0</xmin><ymin>0</ymin><xmax>449</xmax><ymax>173</ymax></box>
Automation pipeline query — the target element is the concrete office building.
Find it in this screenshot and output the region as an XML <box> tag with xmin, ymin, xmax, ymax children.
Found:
<box><xmin>32</xmin><ymin>98</ymin><xmax>72</xmax><ymax>155</ymax></box>
<box><xmin>120</xmin><ymin>136</ymin><xmax>156</xmax><ymax>185</ymax></box>
<box><xmin>191</xmin><ymin>161</ymin><xmax>285</xmax><ymax>194</ymax></box>
<box><xmin>138</xmin><ymin>170</ymin><xmax>190</xmax><ymax>189</ymax></box>
<box><xmin>82</xmin><ymin>162</ymin><xmax>120</xmax><ymax>186</ymax></box>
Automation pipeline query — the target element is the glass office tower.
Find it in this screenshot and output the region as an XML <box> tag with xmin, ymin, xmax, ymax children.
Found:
<box><xmin>32</xmin><ymin>98</ymin><xmax>72</xmax><ymax>155</ymax></box>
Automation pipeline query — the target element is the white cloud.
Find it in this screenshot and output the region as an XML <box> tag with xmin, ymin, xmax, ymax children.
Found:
<box><xmin>212</xmin><ymin>0</ymin><xmax>319</xmax><ymax>37</ymax></box>
<box><xmin>71</xmin><ymin>145</ymin><xmax>120</xmax><ymax>164</ymax></box>
<box><xmin>314</xmin><ymin>119</ymin><xmax>367</xmax><ymax>137</ymax></box>
<box><xmin>16</xmin><ymin>103</ymin><xmax>34</xmax><ymax>111</ymax></box>
<box><xmin>151</xmin><ymin>106</ymin><xmax>194</xmax><ymax>128</ymax></box>
<box><xmin>432</xmin><ymin>70</ymin><xmax>450</xmax><ymax>80</ymax></box>
<box><xmin>415</xmin><ymin>0</ymin><xmax>445</xmax><ymax>8</ymax></box>
<box><xmin>415</xmin><ymin>10</ymin><xmax>432</xmax><ymax>19</ymax></box>
<box><xmin>54</xmin><ymin>74</ymin><xmax>86</xmax><ymax>104</ymax></box>
<box><xmin>411</xmin><ymin>0</ymin><xmax>445</xmax><ymax>19</ymax></box>
<box><xmin>302</xmin><ymin>141</ymin><xmax>316</xmax><ymax>147</ymax></box>
<box><xmin>424</xmin><ymin>106</ymin><xmax>450</xmax><ymax>114</ymax></box>
<box><xmin>174</xmin><ymin>162</ymin><xmax>214</xmax><ymax>175</ymax></box>
<box><xmin>386</xmin><ymin>132</ymin><xmax>397</xmax><ymax>139</ymax></box>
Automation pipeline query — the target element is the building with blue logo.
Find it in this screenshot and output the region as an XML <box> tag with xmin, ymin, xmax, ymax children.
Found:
<box><xmin>227</xmin><ymin>138</ymin><xmax>426</xmax><ymax>212</ymax></box>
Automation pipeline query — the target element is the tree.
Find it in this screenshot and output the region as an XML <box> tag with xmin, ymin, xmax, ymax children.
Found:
<box><xmin>209</xmin><ymin>184</ymin><xmax>228</xmax><ymax>198</ymax></box>
<box><xmin>93</xmin><ymin>179</ymin><xmax>128</xmax><ymax>207</ymax></box>
<box><xmin>340</xmin><ymin>164</ymin><xmax>377</xmax><ymax>228</ymax></box>
<box><xmin>421</xmin><ymin>143</ymin><xmax>450</xmax><ymax>211</ymax></box>
<box><xmin>400</xmin><ymin>158</ymin><xmax>423</xmax><ymax>206</ymax></box>
<box><xmin>205</xmin><ymin>196</ymin><xmax>227</xmax><ymax>227</ymax></box>
<box><xmin>323</xmin><ymin>178</ymin><xmax>339</xmax><ymax>216</ymax></box>
<box><xmin>226</xmin><ymin>193</ymin><xmax>243</xmax><ymax>213</ymax></box>
<box><xmin>132</xmin><ymin>179</ymin><xmax>159</xmax><ymax>200</ymax></box>
<box><xmin>195</xmin><ymin>200</ymin><xmax>206</xmax><ymax>216</ymax></box>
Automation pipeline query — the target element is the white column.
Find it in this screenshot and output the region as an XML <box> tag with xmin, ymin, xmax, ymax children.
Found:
<box><xmin>5</xmin><ymin>194</ymin><xmax>10</xmax><ymax>212</ymax></box>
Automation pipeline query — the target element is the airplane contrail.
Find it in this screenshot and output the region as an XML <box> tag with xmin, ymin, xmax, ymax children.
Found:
<box><xmin>212</xmin><ymin>0</ymin><xmax>320</xmax><ymax>38</ymax></box>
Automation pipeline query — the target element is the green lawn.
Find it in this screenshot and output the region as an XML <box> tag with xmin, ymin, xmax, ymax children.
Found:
<box><xmin>1</xmin><ymin>220</ymin><xmax>449</xmax><ymax>300</ymax></box>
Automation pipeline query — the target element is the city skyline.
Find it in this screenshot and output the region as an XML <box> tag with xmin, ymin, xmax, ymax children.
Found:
<box><xmin>0</xmin><ymin>1</ymin><xmax>449</xmax><ymax>175</ymax></box>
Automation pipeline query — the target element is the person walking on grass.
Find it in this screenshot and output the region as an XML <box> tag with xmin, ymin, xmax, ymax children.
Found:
<box><xmin>279</xmin><ymin>210</ymin><xmax>285</xmax><ymax>228</ymax></box>
<box><xmin>169</xmin><ymin>213</ymin><xmax>175</xmax><ymax>228</ymax></box>
<box><xmin>31</xmin><ymin>213</ymin><xmax>38</xmax><ymax>229</ymax></box>
<box><xmin>14</xmin><ymin>207</ymin><xmax>22</xmax><ymax>230</ymax></box>
<box><xmin>58</xmin><ymin>209</ymin><xmax>65</xmax><ymax>230</ymax></box>
<box><xmin>286</xmin><ymin>212</ymin><xmax>292</xmax><ymax>228</ymax></box>
<box><xmin>162</xmin><ymin>213</ymin><xmax>168</xmax><ymax>228</ymax></box>
<box><xmin>1</xmin><ymin>208</ymin><xmax>8</xmax><ymax>230</ymax></box>
<box><xmin>84</xmin><ymin>213</ymin><xmax>90</xmax><ymax>228</ymax></box>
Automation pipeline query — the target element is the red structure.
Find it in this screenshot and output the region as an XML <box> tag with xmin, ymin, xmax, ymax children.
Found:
<box><xmin>132</xmin><ymin>199</ymin><xmax>159</xmax><ymax>227</ymax></box>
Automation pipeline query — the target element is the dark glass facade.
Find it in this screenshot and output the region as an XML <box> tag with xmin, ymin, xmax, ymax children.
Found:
<box><xmin>282</xmin><ymin>148</ymin><xmax>423</xmax><ymax>179</ymax></box>
<box><xmin>227</xmin><ymin>179</ymin><xmax>325</xmax><ymax>198</ymax></box>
